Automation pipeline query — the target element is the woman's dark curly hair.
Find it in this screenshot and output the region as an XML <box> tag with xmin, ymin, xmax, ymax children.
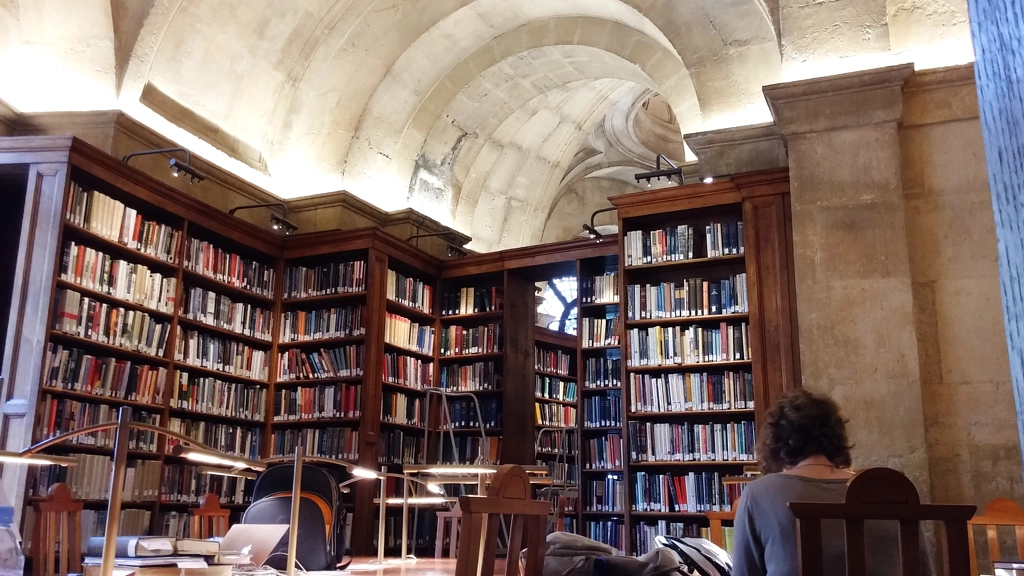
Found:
<box><xmin>757</xmin><ymin>389</ymin><xmax>853</xmax><ymax>474</ymax></box>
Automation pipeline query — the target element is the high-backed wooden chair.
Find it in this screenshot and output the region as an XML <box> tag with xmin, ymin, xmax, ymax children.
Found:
<box><xmin>554</xmin><ymin>496</ymin><xmax>571</xmax><ymax>532</ymax></box>
<box><xmin>435</xmin><ymin>501</ymin><xmax>462</xmax><ymax>559</ymax></box>
<box><xmin>788</xmin><ymin>467</ymin><xmax>976</xmax><ymax>576</ymax></box>
<box><xmin>32</xmin><ymin>483</ymin><xmax>83</xmax><ymax>576</ymax></box>
<box><xmin>967</xmin><ymin>498</ymin><xmax>1024</xmax><ymax>576</ymax></box>
<box><xmin>189</xmin><ymin>493</ymin><xmax>230</xmax><ymax>539</ymax></box>
<box><xmin>705</xmin><ymin>500</ymin><xmax>739</xmax><ymax>550</ymax></box>
<box><xmin>454</xmin><ymin>465</ymin><xmax>551</xmax><ymax>576</ymax></box>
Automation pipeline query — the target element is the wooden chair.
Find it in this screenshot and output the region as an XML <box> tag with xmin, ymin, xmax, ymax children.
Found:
<box><xmin>189</xmin><ymin>493</ymin><xmax>230</xmax><ymax>539</ymax></box>
<box><xmin>554</xmin><ymin>496</ymin><xmax>570</xmax><ymax>532</ymax></box>
<box><xmin>705</xmin><ymin>500</ymin><xmax>739</xmax><ymax>550</ymax></box>
<box><xmin>435</xmin><ymin>501</ymin><xmax>462</xmax><ymax>558</ymax></box>
<box><xmin>788</xmin><ymin>467</ymin><xmax>976</xmax><ymax>576</ymax></box>
<box><xmin>967</xmin><ymin>498</ymin><xmax>1024</xmax><ymax>576</ymax></box>
<box><xmin>454</xmin><ymin>465</ymin><xmax>552</xmax><ymax>576</ymax></box>
<box><xmin>32</xmin><ymin>483</ymin><xmax>83</xmax><ymax>576</ymax></box>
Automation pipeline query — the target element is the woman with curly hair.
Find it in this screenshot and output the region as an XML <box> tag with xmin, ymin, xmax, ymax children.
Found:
<box><xmin>731</xmin><ymin>388</ymin><xmax>896</xmax><ymax>576</ymax></box>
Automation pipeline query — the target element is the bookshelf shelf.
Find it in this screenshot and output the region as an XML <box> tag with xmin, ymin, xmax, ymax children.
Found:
<box><xmin>628</xmin><ymin>409</ymin><xmax>756</xmax><ymax>418</ymax></box>
<box><xmin>382</xmin><ymin>381</ymin><xmax>429</xmax><ymax>395</ymax></box>
<box><xmin>383</xmin><ymin>342</ymin><xmax>434</xmax><ymax>362</ymax></box>
<box><xmin>626</xmin><ymin>360</ymin><xmax>753</xmax><ymax>372</ymax></box>
<box><xmin>274</xmin><ymin>375</ymin><xmax>364</xmax><ymax>386</ymax></box>
<box><xmin>168</xmin><ymin>407</ymin><xmax>264</xmax><ymax>427</ymax></box>
<box><xmin>581</xmin><ymin>426</ymin><xmax>621</xmax><ymax>432</ymax></box>
<box><xmin>276</xmin><ymin>334</ymin><xmax>366</xmax><ymax>350</ymax></box>
<box><xmin>176</xmin><ymin>316</ymin><xmax>273</xmax><ymax>348</ymax></box>
<box><xmin>181</xmin><ymin>269</ymin><xmax>275</xmax><ymax>306</ymax></box>
<box><xmin>580</xmin><ymin>302</ymin><xmax>619</xmax><ymax>310</ymax></box>
<box><xmin>47</xmin><ymin>331</ymin><xmax>170</xmax><ymax>366</ymax></box>
<box><xmin>441</xmin><ymin>310</ymin><xmax>503</xmax><ymax>322</ymax></box>
<box><xmin>582</xmin><ymin>468</ymin><xmax>624</xmax><ymax>474</ymax></box>
<box><xmin>26</xmin><ymin>496</ymin><xmax>158</xmax><ymax>509</ymax></box>
<box><xmin>624</xmin><ymin>313</ymin><xmax>750</xmax><ymax>327</ymax></box>
<box><xmin>629</xmin><ymin>460</ymin><xmax>757</xmax><ymax>467</ymax></box>
<box><xmin>536</xmin><ymin>450</ymin><xmax>578</xmax><ymax>459</ymax></box>
<box><xmin>432</xmin><ymin>387</ymin><xmax>503</xmax><ymax>396</ymax></box>
<box><xmin>535</xmin><ymin>369</ymin><xmax>575</xmax><ymax>380</ymax></box>
<box><xmin>438</xmin><ymin>427</ymin><xmax>502</xmax><ymax>435</ymax></box>
<box><xmin>582</xmin><ymin>386</ymin><xmax>622</xmax><ymax>393</ymax></box>
<box><xmin>535</xmin><ymin>328</ymin><xmax>577</xmax><ymax>349</ymax></box>
<box><xmin>535</xmin><ymin>396</ymin><xmax>578</xmax><ymax>407</ymax></box>
<box><xmin>38</xmin><ymin>444</ymin><xmax>163</xmax><ymax>460</ymax></box>
<box><xmin>63</xmin><ymin>221</ymin><xmax>180</xmax><ymax>271</ymax></box>
<box><xmin>385</xmin><ymin>298</ymin><xmax>435</xmax><ymax>324</ymax></box>
<box><xmin>271</xmin><ymin>417</ymin><xmax>362</xmax><ymax>427</ymax></box>
<box><xmin>582</xmin><ymin>511</ymin><xmax>626</xmax><ymax>517</ymax></box>
<box><xmin>624</xmin><ymin>254</ymin><xmax>745</xmax><ymax>272</ymax></box>
<box><xmin>40</xmin><ymin>387</ymin><xmax>164</xmax><ymax>411</ymax></box>
<box><xmin>438</xmin><ymin>352</ymin><xmax>503</xmax><ymax>362</ymax></box>
<box><xmin>582</xmin><ymin>345</ymin><xmax>621</xmax><ymax>352</ymax></box>
<box><xmin>281</xmin><ymin>291</ymin><xmax>368</xmax><ymax>306</ymax></box>
<box><xmin>55</xmin><ymin>279</ymin><xmax>175</xmax><ymax>320</ymax></box>
<box><xmin>629</xmin><ymin>511</ymin><xmax>710</xmax><ymax>519</ymax></box>
<box><xmin>379</xmin><ymin>420</ymin><xmax>428</xmax><ymax>433</ymax></box>
<box><xmin>174</xmin><ymin>362</ymin><xmax>268</xmax><ymax>386</ymax></box>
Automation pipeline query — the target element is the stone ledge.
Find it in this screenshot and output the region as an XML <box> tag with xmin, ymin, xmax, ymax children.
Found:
<box><xmin>903</xmin><ymin>64</ymin><xmax>980</xmax><ymax>126</ymax></box>
<box><xmin>685</xmin><ymin>122</ymin><xmax>788</xmax><ymax>178</ymax></box>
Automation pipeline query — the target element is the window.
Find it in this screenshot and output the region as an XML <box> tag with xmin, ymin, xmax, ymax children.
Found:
<box><xmin>538</xmin><ymin>277</ymin><xmax>578</xmax><ymax>335</ymax></box>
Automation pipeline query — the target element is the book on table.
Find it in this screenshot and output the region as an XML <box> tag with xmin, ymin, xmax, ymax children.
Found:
<box><xmin>85</xmin><ymin>537</ymin><xmax>175</xmax><ymax>558</ymax></box>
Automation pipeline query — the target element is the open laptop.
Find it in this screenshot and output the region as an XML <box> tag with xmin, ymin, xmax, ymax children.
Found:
<box><xmin>216</xmin><ymin>524</ymin><xmax>290</xmax><ymax>566</ymax></box>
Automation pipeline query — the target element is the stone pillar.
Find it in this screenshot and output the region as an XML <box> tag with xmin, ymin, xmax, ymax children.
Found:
<box><xmin>763</xmin><ymin>65</ymin><xmax>933</xmax><ymax>493</ymax></box>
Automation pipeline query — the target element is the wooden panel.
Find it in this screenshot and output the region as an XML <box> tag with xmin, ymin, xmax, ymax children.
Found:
<box><xmin>502</xmin><ymin>270</ymin><xmax>537</xmax><ymax>464</ymax></box>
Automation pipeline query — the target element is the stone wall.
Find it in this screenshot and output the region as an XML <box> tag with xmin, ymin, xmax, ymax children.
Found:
<box><xmin>541</xmin><ymin>176</ymin><xmax>640</xmax><ymax>243</ymax></box>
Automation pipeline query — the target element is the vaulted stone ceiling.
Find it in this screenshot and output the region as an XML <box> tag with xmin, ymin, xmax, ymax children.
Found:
<box><xmin>0</xmin><ymin>0</ymin><xmax>973</xmax><ymax>250</ymax></box>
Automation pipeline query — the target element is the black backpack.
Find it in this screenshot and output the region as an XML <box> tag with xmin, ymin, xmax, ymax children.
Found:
<box><xmin>241</xmin><ymin>464</ymin><xmax>350</xmax><ymax>570</ymax></box>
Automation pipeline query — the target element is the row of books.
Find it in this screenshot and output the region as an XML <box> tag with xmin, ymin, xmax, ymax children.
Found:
<box><xmin>43</xmin><ymin>343</ymin><xmax>166</xmax><ymax>404</ymax></box>
<box><xmin>440</xmin><ymin>323</ymin><xmax>501</xmax><ymax>356</ymax></box>
<box><xmin>438</xmin><ymin>436</ymin><xmax>501</xmax><ymax>465</ymax></box>
<box><xmin>623</xmin><ymin>221</ymin><xmax>743</xmax><ymax>267</ymax></box>
<box><xmin>185</xmin><ymin>238</ymin><xmax>276</xmax><ymax>298</ymax></box>
<box><xmin>583</xmin><ymin>433</ymin><xmax>623</xmax><ymax>470</ymax></box>
<box><xmin>36</xmin><ymin>395</ymin><xmax>160</xmax><ymax>450</ymax></box>
<box><xmin>383</xmin><ymin>352</ymin><xmax>432</xmax><ymax>389</ymax></box>
<box><xmin>384</xmin><ymin>313</ymin><xmax>435</xmax><ymax>355</ymax></box>
<box><xmin>175</xmin><ymin>329</ymin><xmax>269</xmax><ymax>380</ymax></box>
<box><xmin>54</xmin><ymin>289</ymin><xmax>170</xmax><ymax>356</ymax></box>
<box><xmin>165</xmin><ymin>418</ymin><xmax>262</xmax><ymax>459</ymax></box>
<box><xmin>271</xmin><ymin>427</ymin><xmax>359</xmax><ymax>460</ymax></box>
<box><xmin>161</xmin><ymin>464</ymin><xmax>250</xmax><ymax>505</ymax></box>
<box><xmin>634</xmin><ymin>522</ymin><xmax>708</xmax><ymax>556</ymax></box>
<box><xmin>382</xmin><ymin>391</ymin><xmax>427</xmax><ymax>427</ymax></box>
<box><xmin>542</xmin><ymin>461</ymin><xmax>578</xmax><ymax>485</ymax></box>
<box><xmin>28</xmin><ymin>454</ymin><xmax>159</xmax><ymax>502</ymax></box>
<box><xmin>280</xmin><ymin>304</ymin><xmax>365</xmax><ymax>342</ymax></box>
<box><xmin>580</xmin><ymin>273</ymin><xmax>618</xmax><ymax>304</ymax></box>
<box><xmin>160</xmin><ymin>511</ymin><xmax>198</xmax><ymax>540</ymax></box>
<box><xmin>585</xmin><ymin>475</ymin><xmax>625</xmax><ymax>512</ymax></box>
<box><xmin>442</xmin><ymin>286</ymin><xmax>502</xmax><ymax>316</ymax></box>
<box><xmin>627</xmin><ymin>421</ymin><xmax>756</xmax><ymax>463</ymax></box>
<box><xmin>441</xmin><ymin>398</ymin><xmax>501</xmax><ymax>430</ymax></box>
<box><xmin>625</xmin><ymin>276</ymin><xmax>748</xmax><ymax>320</ymax></box>
<box><xmin>536</xmin><ymin>402</ymin><xmax>577</xmax><ymax>428</ymax></box>
<box><xmin>273</xmin><ymin>383</ymin><xmax>362</xmax><ymax>421</ymax></box>
<box><xmin>536</xmin><ymin>347</ymin><xmax>572</xmax><ymax>376</ymax></box>
<box><xmin>181</xmin><ymin>286</ymin><xmax>273</xmax><ymax>341</ymax></box>
<box><xmin>283</xmin><ymin>260</ymin><xmax>366</xmax><ymax>299</ymax></box>
<box><xmin>439</xmin><ymin>361</ymin><xmax>501</xmax><ymax>391</ymax></box>
<box><xmin>276</xmin><ymin>344</ymin><xmax>364</xmax><ymax>381</ymax></box>
<box><xmin>583</xmin><ymin>390</ymin><xmax>623</xmax><ymax>428</ymax></box>
<box><xmin>629</xmin><ymin>372</ymin><xmax>754</xmax><ymax>413</ymax></box>
<box><xmin>536</xmin><ymin>429</ymin><xmax>576</xmax><ymax>455</ymax></box>
<box><xmin>67</xmin><ymin>184</ymin><xmax>182</xmax><ymax>264</ymax></box>
<box><xmin>580</xmin><ymin>315</ymin><xmax>620</xmax><ymax>348</ymax></box>
<box><xmin>584</xmin><ymin>356</ymin><xmax>622</xmax><ymax>389</ymax></box>
<box><xmin>386</xmin><ymin>269</ymin><xmax>433</xmax><ymax>314</ymax></box>
<box><xmin>586</xmin><ymin>519</ymin><xmax>625</xmax><ymax>552</ymax></box>
<box><xmin>60</xmin><ymin>242</ymin><xmax>178</xmax><ymax>312</ymax></box>
<box><xmin>627</xmin><ymin>323</ymin><xmax>751</xmax><ymax>366</ymax></box>
<box><xmin>380</xmin><ymin>429</ymin><xmax>425</xmax><ymax>465</ymax></box>
<box><xmin>535</xmin><ymin>375</ymin><xmax>577</xmax><ymax>403</ymax></box>
<box><xmin>632</xmin><ymin>471</ymin><xmax>745</xmax><ymax>513</ymax></box>
<box><xmin>172</xmin><ymin>371</ymin><xmax>266</xmax><ymax>421</ymax></box>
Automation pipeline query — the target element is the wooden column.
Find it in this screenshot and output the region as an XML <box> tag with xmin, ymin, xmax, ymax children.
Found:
<box><xmin>966</xmin><ymin>0</ymin><xmax>1024</xmax><ymax>482</ymax></box>
<box><xmin>502</xmin><ymin>270</ymin><xmax>536</xmax><ymax>464</ymax></box>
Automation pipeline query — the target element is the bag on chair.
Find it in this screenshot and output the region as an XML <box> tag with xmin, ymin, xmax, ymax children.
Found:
<box><xmin>530</xmin><ymin>532</ymin><xmax>686</xmax><ymax>576</ymax></box>
<box><xmin>653</xmin><ymin>537</ymin><xmax>731</xmax><ymax>576</ymax></box>
<box><xmin>241</xmin><ymin>464</ymin><xmax>349</xmax><ymax>571</ymax></box>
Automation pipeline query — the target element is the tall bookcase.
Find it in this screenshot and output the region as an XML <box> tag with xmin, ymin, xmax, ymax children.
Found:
<box><xmin>0</xmin><ymin>137</ymin><xmax>798</xmax><ymax>560</ymax></box>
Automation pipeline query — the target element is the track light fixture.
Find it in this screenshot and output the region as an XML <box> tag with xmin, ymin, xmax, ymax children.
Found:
<box><xmin>447</xmin><ymin>244</ymin><xmax>468</xmax><ymax>259</ymax></box>
<box><xmin>581</xmin><ymin>206</ymin><xmax>617</xmax><ymax>240</ymax></box>
<box><xmin>228</xmin><ymin>202</ymin><xmax>299</xmax><ymax>235</ymax></box>
<box><xmin>122</xmin><ymin>147</ymin><xmax>206</xmax><ymax>184</ymax></box>
<box><xmin>634</xmin><ymin>153</ymin><xmax>684</xmax><ymax>187</ymax></box>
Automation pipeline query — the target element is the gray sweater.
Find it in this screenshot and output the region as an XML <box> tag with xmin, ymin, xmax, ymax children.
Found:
<box><xmin>731</xmin><ymin>474</ymin><xmax>899</xmax><ymax>576</ymax></box>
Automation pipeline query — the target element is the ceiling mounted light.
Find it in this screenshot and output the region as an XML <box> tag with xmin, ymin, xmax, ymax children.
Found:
<box><xmin>635</xmin><ymin>153</ymin><xmax>684</xmax><ymax>187</ymax></box>
<box><xmin>123</xmin><ymin>147</ymin><xmax>206</xmax><ymax>185</ymax></box>
<box><xmin>229</xmin><ymin>202</ymin><xmax>299</xmax><ymax>235</ymax></box>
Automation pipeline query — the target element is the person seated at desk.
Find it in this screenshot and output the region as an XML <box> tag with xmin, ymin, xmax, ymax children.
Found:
<box><xmin>731</xmin><ymin>389</ymin><xmax>897</xmax><ymax>576</ymax></box>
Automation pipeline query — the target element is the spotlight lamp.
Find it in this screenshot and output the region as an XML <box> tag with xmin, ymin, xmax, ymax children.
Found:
<box><xmin>634</xmin><ymin>153</ymin><xmax>684</xmax><ymax>187</ymax></box>
<box><xmin>406</xmin><ymin>231</ymin><xmax>472</xmax><ymax>258</ymax></box>
<box><xmin>228</xmin><ymin>202</ymin><xmax>299</xmax><ymax>235</ymax></box>
<box><xmin>581</xmin><ymin>206</ymin><xmax>617</xmax><ymax>240</ymax></box>
<box><xmin>122</xmin><ymin>147</ymin><xmax>206</xmax><ymax>184</ymax></box>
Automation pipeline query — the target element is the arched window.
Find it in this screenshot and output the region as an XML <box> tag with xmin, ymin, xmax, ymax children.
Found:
<box><xmin>538</xmin><ymin>277</ymin><xmax>578</xmax><ymax>335</ymax></box>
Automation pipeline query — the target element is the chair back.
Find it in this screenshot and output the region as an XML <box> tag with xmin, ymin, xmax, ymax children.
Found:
<box><xmin>189</xmin><ymin>493</ymin><xmax>230</xmax><ymax>539</ymax></box>
<box><xmin>788</xmin><ymin>467</ymin><xmax>976</xmax><ymax>576</ymax></box>
<box><xmin>705</xmin><ymin>500</ymin><xmax>739</xmax><ymax>549</ymax></box>
<box><xmin>32</xmin><ymin>483</ymin><xmax>83</xmax><ymax>576</ymax></box>
<box><xmin>967</xmin><ymin>498</ymin><xmax>1024</xmax><ymax>576</ymax></box>
<box><xmin>454</xmin><ymin>465</ymin><xmax>551</xmax><ymax>576</ymax></box>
